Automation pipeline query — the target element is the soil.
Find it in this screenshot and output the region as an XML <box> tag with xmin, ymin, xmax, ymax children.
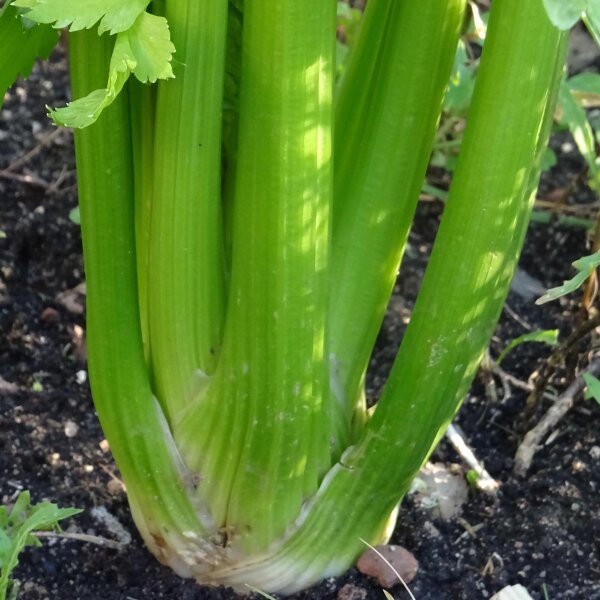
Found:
<box><xmin>1</xmin><ymin>50</ymin><xmax>600</xmax><ymax>600</ymax></box>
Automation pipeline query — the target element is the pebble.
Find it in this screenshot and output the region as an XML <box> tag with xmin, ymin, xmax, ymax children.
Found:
<box><xmin>491</xmin><ymin>584</ymin><xmax>534</xmax><ymax>599</ymax></box>
<box><xmin>40</xmin><ymin>307</ymin><xmax>60</xmax><ymax>323</ymax></box>
<box><xmin>337</xmin><ymin>584</ymin><xmax>367</xmax><ymax>600</ymax></box>
<box><xmin>589</xmin><ymin>446</ymin><xmax>600</xmax><ymax>460</ymax></box>
<box><xmin>107</xmin><ymin>479</ymin><xmax>125</xmax><ymax>496</ymax></box>
<box><xmin>64</xmin><ymin>420</ymin><xmax>79</xmax><ymax>438</ymax></box>
<box><xmin>411</xmin><ymin>462</ymin><xmax>469</xmax><ymax>520</ymax></box>
<box><xmin>423</xmin><ymin>521</ymin><xmax>441</xmax><ymax>538</ymax></box>
<box><xmin>356</xmin><ymin>544</ymin><xmax>418</xmax><ymax>588</ymax></box>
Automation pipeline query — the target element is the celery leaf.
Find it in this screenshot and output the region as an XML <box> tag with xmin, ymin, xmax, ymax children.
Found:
<box><xmin>50</xmin><ymin>12</ymin><xmax>174</xmax><ymax>128</ymax></box>
<box><xmin>0</xmin><ymin>3</ymin><xmax>58</xmax><ymax>110</ymax></box>
<box><xmin>12</xmin><ymin>0</ymin><xmax>150</xmax><ymax>35</ymax></box>
<box><xmin>114</xmin><ymin>11</ymin><xmax>175</xmax><ymax>84</ymax></box>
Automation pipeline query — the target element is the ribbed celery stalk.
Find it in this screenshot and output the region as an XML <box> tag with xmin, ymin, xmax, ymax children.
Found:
<box><xmin>68</xmin><ymin>30</ymin><xmax>213</xmax><ymax>573</ymax></box>
<box><xmin>188</xmin><ymin>0</ymin><xmax>567</xmax><ymax>593</ymax></box>
<box><xmin>148</xmin><ymin>0</ymin><xmax>228</xmax><ymax>420</ymax></box>
<box><xmin>176</xmin><ymin>0</ymin><xmax>336</xmax><ymax>554</ymax></box>
<box><xmin>330</xmin><ymin>0</ymin><xmax>467</xmax><ymax>427</ymax></box>
<box><xmin>128</xmin><ymin>79</ymin><xmax>155</xmax><ymax>364</ymax></box>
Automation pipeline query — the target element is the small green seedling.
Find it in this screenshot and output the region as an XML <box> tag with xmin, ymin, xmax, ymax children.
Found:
<box><xmin>0</xmin><ymin>491</ymin><xmax>81</xmax><ymax>600</ymax></box>
<box><xmin>496</xmin><ymin>330</ymin><xmax>559</xmax><ymax>364</ymax></box>
<box><xmin>466</xmin><ymin>468</ymin><xmax>480</xmax><ymax>488</ymax></box>
<box><xmin>583</xmin><ymin>372</ymin><xmax>600</xmax><ymax>405</ymax></box>
<box><xmin>68</xmin><ymin>206</ymin><xmax>81</xmax><ymax>226</ymax></box>
<box><xmin>536</xmin><ymin>251</ymin><xmax>600</xmax><ymax>304</ymax></box>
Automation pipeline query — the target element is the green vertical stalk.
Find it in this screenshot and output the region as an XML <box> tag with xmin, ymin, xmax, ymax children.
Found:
<box><xmin>177</xmin><ymin>0</ymin><xmax>336</xmax><ymax>554</ymax></box>
<box><xmin>192</xmin><ymin>0</ymin><xmax>567</xmax><ymax>593</ymax></box>
<box><xmin>128</xmin><ymin>79</ymin><xmax>156</xmax><ymax>364</ymax></box>
<box><xmin>148</xmin><ymin>0</ymin><xmax>228</xmax><ymax>420</ymax></box>
<box><xmin>69</xmin><ymin>30</ymin><xmax>212</xmax><ymax>571</ymax></box>
<box><xmin>222</xmin><ymin>1</ymin><xmax>243</xmax><ymax>274</ymax></box>
<box><xmin>329</xmin><ymin>0</ymin><xmax>467</xmax><ymax>422</ymax></box>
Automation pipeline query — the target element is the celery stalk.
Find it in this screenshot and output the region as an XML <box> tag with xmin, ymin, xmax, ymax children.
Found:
<box><xmin>148</xmin><ymin>0</ymin><xmax>229</xmax><ymax>421</ymax></box>
<box><xmin>330</xmin><ymin>0</ymin><xmax>467</xmax><ymax>426</ymax></box>
<box><xmin>68</xmin><ymin>29</ymin><xmax>213</xmax><ymax>572</ymax></box>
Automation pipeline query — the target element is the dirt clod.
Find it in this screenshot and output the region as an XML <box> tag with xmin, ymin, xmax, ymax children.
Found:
<box><xmin>337</xmin><ymin>584</ymin><xmax>368</xmax><ymax>600</ymax></box>
<box><xmin>356</xmin><ymin>545</ymin><xmax>419</xmax><ymax>589</ymax></box>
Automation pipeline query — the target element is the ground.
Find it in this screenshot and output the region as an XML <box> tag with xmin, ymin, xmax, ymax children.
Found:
<box><xmin>1</xmin><ymin>50</ymin><xmax>600</xmax><ymax>600</ymax></box>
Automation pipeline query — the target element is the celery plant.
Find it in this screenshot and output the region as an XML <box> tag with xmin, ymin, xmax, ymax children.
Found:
<box><xmin>1</xmin><ymin>0</ymin><xmax>568</xmax><ymax>594</ymax></box>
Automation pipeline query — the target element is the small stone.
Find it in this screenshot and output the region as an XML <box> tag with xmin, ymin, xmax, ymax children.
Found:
<box><xmin>491</xmin><ymin>584</ymin><xmax>534</xmax><ymax>600</ymax></box>
<box><xmin>589</xmin><ymin>446</ymin><xmax>600</xmax><ymax>460</ymax></box>
<box><xmin>423</xmin><ymin>521</ymin><xmax>441</xmax><ymax>538</ymax></box>
<box><xmin>56</xmin><ymin>282</ymin><xmax>86</xmax><ymax>315</ymax></box>
<box><xmin>64</xmin><ymin>420</ymin><xmax>79</xmax><ymax>438</ymax></box>
<box><xmin>107</xmin><ymin>479</ymin><xmax>125</xmax><ymax>496</ymax></box>
<box><xmin>40</xmin><ymin>307</ymin><xmax>59</xmax><ymax>323</ymax></box>
<box><xmin>99</xmin><ymin>439</ymin><xmax>110</xmax><ymax>453</ymax></box>
<box><xmin>337</xmin><ymin>583</ymin><xmax>367</xmax><ymax>600</ymax></box>
<box><xmin>75</xmin><ymin>370</ymin><xmax>87</xmax><ymax>385</ymax></box>
<box><xmin>356</xmin><ymin>544</ymin><xmax>418</xmax><ymax>589</ymax></box>
<box><xmin>412</xmin><ymin>462</ymin><xmax>469</xmax><ymax>520</ymax></box>
<box><xmin>0</xmin><ymin>376</ymin><xmax>18</xmax><ymax>393</ymax></box>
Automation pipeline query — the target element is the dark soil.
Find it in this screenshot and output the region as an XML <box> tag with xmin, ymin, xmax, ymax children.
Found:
<box><xmin>1</xmin><ymin>52</ymin><xmax>600</xmax><ymax>600</ymax></box>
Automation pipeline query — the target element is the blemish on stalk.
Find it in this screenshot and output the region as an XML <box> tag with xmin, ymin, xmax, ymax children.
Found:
<box><xmin>293</xmin><ymin>381</ymin><xmax>301</xmax><ymax>396</ymax></box>
<box><xmin>242</xmin><ymin>363</ymin><xmax>249</xmax><ymax>375</ymax></box>
<box><xmin>151</xmin><ymin>532</ymin><xmax>167</xmax><ymax>548</ymax></box>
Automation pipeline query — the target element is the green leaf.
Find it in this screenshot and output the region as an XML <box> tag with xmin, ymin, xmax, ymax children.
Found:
<box><xmin>567</xmin><ymin>72</ymin><xmax>600</xmax><ymax>107</ymax></box>
<box><xmin>466</xmin><ymin>469</ymin><xmax>480</xmax><ymax>488</ymax></box>
<box><xmin>444</xmin><ymin>40</ymin><xmax>476</xmax><ymax>114</ymax></box>
<box><xmin>536</xmin><ymin>250</ymin><xmax>600</xmax><ymax>304</ymax></box>
<box><xmin>540</xmin><ymin>146</ymin><xmax>557</xmax><ymax>171</ymax></box>
<box><xmin>12</xmin><ymin>0</ymin><xmax>150</xmax><ymax>35</ymax></box>
<box><xmin>0</xmin><ymin>491</ymin><xmax>81</xmax><ymax>600</ymax></box>
<box><xmin>558</xmin><ymin>79</ymin><xmax>600</xmax><ymax>190</ymax></box>
<box><xmin>50</xmin><ymin>11</ymin><xmax>174</xmax><ymax>128</ymax></box>
<box><xmin>0</xmin><ymin>4</ymin><xmax>58</xmax><ymax>110</ymax></box>
<box><xmin>497</xmin><ymin>329</ymin><xmax>559</xmax><ymax>364</ymax></box>
<box><xmin>542</xmin><ymin>0</ymin><xmax>586</xmax><ymax>29</ymax></box>
<box><xmin>68</xmin><ymin>206</ymin><xmax>80</xmax><ymax>225</ymax></box>
<box><xmin>422</xmin><ymin>182</ymin><xmax>449</xmax><ymax>201</ymax></box>
<box><xmin>583</xmin><ymin>373</ymin><xmax>600</xmax><ymax>404</ymax></box>
<box><xmin>567</xmin><ymin>72</ymin><xmax>600</xmax><ymax>95</ymax></box>
<box><xmin>584</xmin><ymin>1</ymin><xmax>600</xmax><ymax>45</ymax></box>
<box><xmin>112</xmin><ymin>11</ymin><xmax>174</xmax><ymax>84</ymax></box>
